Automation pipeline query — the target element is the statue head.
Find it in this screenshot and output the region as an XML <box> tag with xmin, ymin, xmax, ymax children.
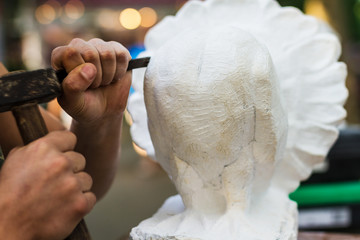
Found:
<box><xmin>144</xmin><ymin>25</ymin><xmax>288</xmax><ymax>212</ymax></box>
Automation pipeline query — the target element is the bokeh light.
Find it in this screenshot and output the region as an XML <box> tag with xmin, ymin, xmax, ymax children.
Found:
<box><xmin>35</xmin><ymin>4</ymin><xmax>56</xmax><ymax>24</ymax></box>
<box><xmin>304</xmin><ymin>0</ymin><xmax>329</xmax><ymax>23</ymax></box>
<box><xmin>119</xmin><ymin>8</ymin><xmax>141</xmax><ymax>30</ymax></box>
<box><xmin>64</xmin><ymin>0</ymin><xmax>85</xmax><ymax>20</ymax></box>
<box><xmin>97</xmin><ymin>9</ymin><xmax>124</xmax><ymax>30</ymax></box>
<box><xmin>46</xmin><ymin>0</ymin><xmax>62</xmax><ymax>17</ymax></box>
<box><xmin>139</xmin><ymin>7</ymin><xmax>158</xmax><ymax>28</ymax></box>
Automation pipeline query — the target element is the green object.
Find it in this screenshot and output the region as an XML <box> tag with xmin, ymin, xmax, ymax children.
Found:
<box><xmin>290</xmin><ymin>181</ymin><xmax>360</xmax><ymax>207</ymax></box>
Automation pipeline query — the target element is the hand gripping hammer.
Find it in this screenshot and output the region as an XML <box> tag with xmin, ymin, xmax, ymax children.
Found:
<box><xmin>0</xmin><ymin>57</ymin><xmax>150</xmax><ymax>240</ymax></box>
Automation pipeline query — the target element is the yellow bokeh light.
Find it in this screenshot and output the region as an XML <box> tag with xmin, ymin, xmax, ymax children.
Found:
<box><xmin>97</xmin><ymin>9</ymin><xmax>124</xmax><ymax>30</ymax></box>
<box><xmin>304</xmin><ymin>0</ymin><xmax>329</xmax><ymax>23</ymax></box>
<box><xmin>64</xmin><ymin>0</ymin><xmax>85</xmax><ymax>20</ymax></box>
<box><xmin>35</xmin><ymin>4</ymin><xmax>56</xmax><ymax>24</ymax></box>
<box><xmin>46</xmin><ymin>0</ymin><xmax>62</xmax><ymax>17</ymax></box>
<box><xmin>139</xmin><ymin>7</ymin><xmax>157</xmax><ymax>28</ymax></box>
<box><xmin>119</xmin><ymin>8</ymin><xmax>141</xmax><ymax>30</ymax></box>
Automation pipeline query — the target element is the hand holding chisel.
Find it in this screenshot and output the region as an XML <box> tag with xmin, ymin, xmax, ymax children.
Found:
<box><xmin>0</xmin><ymin>38</ymin><xmax>149</xmax><ymax>240</ymax></box>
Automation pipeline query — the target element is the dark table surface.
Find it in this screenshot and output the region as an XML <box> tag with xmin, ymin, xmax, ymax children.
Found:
<box><xmin>298</xmin><ymin>232</ymin><xmax>360</xmax><ymax>240</ymax></box>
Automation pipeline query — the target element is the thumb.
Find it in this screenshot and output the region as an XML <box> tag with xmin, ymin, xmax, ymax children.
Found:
<box><xmin>58</xmin><ymin>63</ymin><xmax>96</xmax><ymax>117</ymax></box>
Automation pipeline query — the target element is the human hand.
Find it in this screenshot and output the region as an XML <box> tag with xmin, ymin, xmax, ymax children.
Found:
<box><xmin>51</xmin><ymin>38</ymin><xmax>132</xmax><ymax>125</ymax></box>
<box><xmin>0</xmin><ymin>131</ymin><xmax>95</xmax><ymax>240</ymax></box>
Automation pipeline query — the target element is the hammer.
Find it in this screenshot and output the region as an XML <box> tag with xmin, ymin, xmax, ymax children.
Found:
<box><xmin>0</xmin><ymin>57</ymin><xmax>150</xmax><ymax>240</ymax></box>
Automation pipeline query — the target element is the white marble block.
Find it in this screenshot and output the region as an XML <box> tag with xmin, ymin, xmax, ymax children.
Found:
<box><xmin>127</xmin><ymin>0</ymin><xmax>348</xmax><ymax>239</ymax></box>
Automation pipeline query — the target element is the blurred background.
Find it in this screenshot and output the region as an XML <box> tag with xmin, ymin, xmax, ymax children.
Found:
<box><xmin>1</xmin><ymin>0</ymin><xmax>360</xmax><ymax>239</ymax></box>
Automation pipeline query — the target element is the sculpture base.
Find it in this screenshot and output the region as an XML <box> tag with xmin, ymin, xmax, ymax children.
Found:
<box><xmin>130</xmin><ymin>189</ymin><xmax>298</xmax><ymax>240</ymax></box>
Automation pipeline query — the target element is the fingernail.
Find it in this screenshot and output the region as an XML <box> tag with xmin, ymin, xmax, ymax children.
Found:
<box><xmin>81</xmin><ymin>64</ymin><xmax>96</xmax><ymax>79</ymax></box>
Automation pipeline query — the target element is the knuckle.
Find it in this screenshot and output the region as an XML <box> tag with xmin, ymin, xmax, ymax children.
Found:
<box><xmin>70</xmin><ymin>38</ymin><xmax>85</xmax><ymax>46</ymax></box>
<box><xmin>51</xmin><ymin>46</ymin><xmax>61</xmax><ymax>54</ymax></box>
<box><xmin>83</xmin><ymin>172</ymin><xmax>93</xmax><ymax>187</ymax></box>
<box><xmin>88</xmin><ymin>38</ymin><xmax>103</xmax><ymax>44</ymax></box>
<box><xmin>73</xmin><ymin>196</ymin><xmax>89</xmax><ymax>215</ymax></box>
<box><xmin>52</xmin><ymin>155</ymin><xmax>72</xmax><ymax>173</ymax></box>
<box><xmin>30</xmin><ymin>138</ymin><xmax>51</xmax><ymax>152</ymax></box>
<box><xmin>82</xmin><ymin>49</ymin><xmax>98</xmax><ymax>62</ymax></box>
<box><xmin>51</xmin><ymin>46</ymin><xmax>62</xmax><ymax>60</ymax></box>
<box><xmin>65</xmin><ymin>131</ymin><xmax>77</xmax><ymax>144</ymax></box>
<box><xmin>101</xmin><ymin>50</ymin><xmax>114</xmax><ymax>62</ymax></box>
<box><xmin>64</xmin><ymin>176</ymin><xmax>80</xmax><ymax>193</ymax></box>
<box><xmin>115</xmin><ymin>50</ymin><xmax>129</xmax><ymax>64</ymax></box>
<box><xmin>77</xmin><ymin>155</ymin><xmax>86</xmax><ymax>170</ymax></box>
<box><xmin>110</xmin><ymin>40</ymin><xmax>127</xmax><ymax>52</ymax></box>
<box><xmin>63</xmin><ymin>47</ymin><xmax>79</xmax><ymax>60</ymax></box>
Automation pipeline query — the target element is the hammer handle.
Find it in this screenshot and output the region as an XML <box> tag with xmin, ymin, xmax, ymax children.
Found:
<box><xmin>12</xmin><ymin>103</ymin><xmax>48</xmax><ymax>144</ymax></box>
<box><xmin>12</xmin><ymin>103</ymin><xmax>91</xmax><ymax>240</ymax></box>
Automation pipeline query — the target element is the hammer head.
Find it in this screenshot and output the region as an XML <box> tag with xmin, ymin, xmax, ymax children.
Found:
<box><xmin>0</xmin><ymin>68</ymin><xmax>64</xmax><ymax>112</ymax></box>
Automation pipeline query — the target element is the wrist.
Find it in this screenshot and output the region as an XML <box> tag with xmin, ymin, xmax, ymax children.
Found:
<box><xmin>70</xmin><ymin>112</ymin><xmax>124</xmax><ymax>141</ymax></box>
<box><xmin>0</xmin><ymin>230</ymin><xmax>33</xmax><ymax>240</ymax></box>
<box><xmin>0</xmin><ymin>200</ymin><xmax>33</xmax><ymax>240</ymax></box>
<box><xmin>71</xmin><ymin>112</ymin><xmax>123</xmax><ymax>129</ymax></box>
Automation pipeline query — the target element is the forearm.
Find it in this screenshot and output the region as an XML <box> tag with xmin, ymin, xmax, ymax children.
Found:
<box><xmin>70</xmin><ymin>113</ymin><xmax>123</xmax><ymax>199</ymax></box>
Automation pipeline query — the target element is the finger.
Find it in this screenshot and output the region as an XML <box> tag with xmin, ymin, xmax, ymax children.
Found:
<box><xmin>88</xmin><ymin>38</ymin><xmax>116</xmax><ymax>86</ymax></box>
<box><xmin>68</xmin><ymin>38</ymin><xmax>103</xmax><ymax>88</ymax></box>
<box><xmin>62</xmin><ymin>63</ymin><xmax>96</xmax><ymax>93</ymax></box>
<box><xmin>109</xmin><ymin>41</ymin><xmax>131</xmax><ymax>83</ymax></box>
<box><xmin>41</xmin><ymin>131</ymin><xmax>77</xmax><ymax>152</ymax></box>
<box><xmin>64</xmin><ymin>151</ymin><xmax>85</xmax><ymax>173</ymax></box>
<box><xmin>51</xmin><ymin>46</ymin><xmax>85</xmax><ymax>72</ymax></box>
<box><xmin>75</xmin><ymin>172</ymin><xmax>93</xmax><ymax>192</ymax></box>
<box><xmin>70</xmin><ymin>192</ymin><xmax>96</xmax><ymax>219</ymax></box>
<box><xmin>58</xmin><ymin>63</ymin><xmax>96</xmax><ymax>117</ymax></box>
<box><xmin>83</xmin><ymin>191</ymin><xmax>96</xmax><ymax>213</ymax></box>
<box><xmin>104</xmin><ymin>72</ymin><xmax>132</xmax><ymax>112</ymax></box>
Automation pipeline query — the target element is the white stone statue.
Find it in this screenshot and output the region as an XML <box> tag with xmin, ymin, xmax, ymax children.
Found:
<box><xmin>127</xmin><ymin>0</ymin><xmax>348</xmax><ymax>239</ymax></box>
